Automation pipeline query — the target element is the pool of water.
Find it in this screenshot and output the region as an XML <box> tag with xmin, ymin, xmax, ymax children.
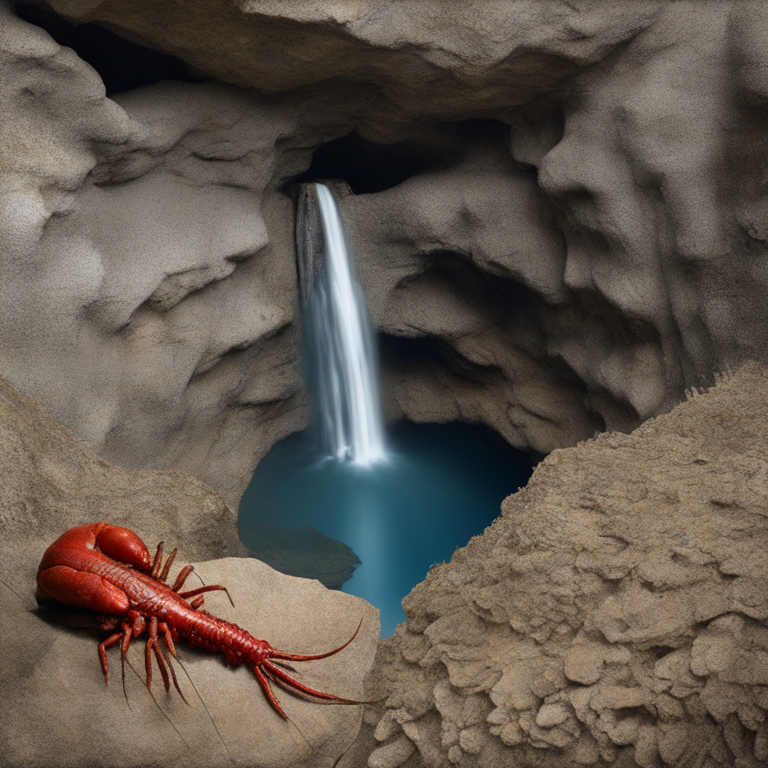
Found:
<box><xmin>238</xmin><ymin>421</ymin><xmax>533</xmax><ymax>636</ymax></box>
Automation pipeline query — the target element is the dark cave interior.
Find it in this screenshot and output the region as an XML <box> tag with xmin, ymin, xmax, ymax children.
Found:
<box><xmin>14</xmin><ymin>2</ymin><xmax>204</xmax><ymax>94</ymax></box>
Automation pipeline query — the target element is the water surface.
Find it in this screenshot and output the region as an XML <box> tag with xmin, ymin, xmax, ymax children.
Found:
<box><xmin>239</xmin><ymin>421</ymin><xmax>533</xmax><ymax>636</ymax></box>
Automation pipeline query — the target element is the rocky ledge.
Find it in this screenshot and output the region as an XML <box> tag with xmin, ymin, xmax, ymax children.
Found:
<box><xmin>0</xmin><ymin>373</ymin><xmax>379</xmax><ymax>768</ymax></box>
<box><xmin>357</xmin><ymin>363</ymin><xmax>768</xmax><ymax>768</ymax></box>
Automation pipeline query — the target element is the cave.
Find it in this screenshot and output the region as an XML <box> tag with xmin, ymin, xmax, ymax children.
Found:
<box><xmin>3</xmin><ymin>2</ymin><xmax>768</xmax><ymax>767</ymax></box>
<box><xmin>287</xmin><ymin>131</ymin><xmax>448</xmax><ymax>195</ymax></box>
<box><xmin>14</xmin><ymin>2</ymin><xmax>203</xmax><ymax>94</ymax></box>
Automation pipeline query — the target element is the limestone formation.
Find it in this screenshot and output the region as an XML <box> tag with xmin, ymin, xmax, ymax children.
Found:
<box><xmin>0</xmin><ymin>371</ymin><xmax>379</xmax><ymax>768</ymax></box>
<box><xmin>3</xmin><ymin>0</ymin><xmax>768</xmax><ymax>495</ymax></box>
<box><xmin>336</xmin><ymin>0</ymin><xmax>768</xmax><ymax>456</ymax></box>
<box><xmin>33</xmin><ymin>0</ymin><xmax>667</xmax><ymax>138</ymax></box>
<box><xmin>360</xmin><ymin>364</ymin><xmax>768</xmax><ymax>767</ymax></box>
<box><xmin>0</xmin><ymin>2</ymin><xmax>323</xmax><ymax>508</ymax></box>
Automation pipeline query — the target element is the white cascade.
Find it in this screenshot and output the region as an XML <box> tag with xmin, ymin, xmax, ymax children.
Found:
<box><xmin>310</xmin><ymin>183</ymin><xmax>387</xmax><ymax>465</ymax></box>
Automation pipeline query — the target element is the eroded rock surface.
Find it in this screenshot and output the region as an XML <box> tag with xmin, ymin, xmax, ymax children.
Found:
<box><xmin>361</xmin><ymin>364</ymin><xmax>768</xmax><ymax>767</ymax></box>
<box><xmin>336</xmin><ymin>0</ymin><xmax>768</xmax><ymax>458</ymax></box>
<box><xmin>0</xmin><ymin>2</ymin><xmax>332</xmax><ymax>507</ymax></box>
<box><xmin>0</xmin><ymin>372</ymin><xmax>379</xmax><ymax>768</ymax></box>
<box><xmin>4</xmin><ymin>0</ymin><xmax>768</xmax><ymax>501</ymax></box>
<box><xmin>36</xmin><ymin>0</ymin><xmax>666</xmax><ymax>137</ymax></box>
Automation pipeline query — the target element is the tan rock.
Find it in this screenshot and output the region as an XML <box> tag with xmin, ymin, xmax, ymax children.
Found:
<box><xmin>361</xmin><ymin>365</ymin><xmax>768</xmax><ymax>767</ymax></box>
<box><xmin>0</xmin><ymin>374</ymin><xmax>379</xmax><ymax>768</ymax></box>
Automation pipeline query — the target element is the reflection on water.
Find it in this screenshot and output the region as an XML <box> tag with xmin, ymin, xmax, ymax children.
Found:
<box><xmin>238</xmin><ymin>421</ymin><xmax>533</xmax><ymax>636</ymax></box>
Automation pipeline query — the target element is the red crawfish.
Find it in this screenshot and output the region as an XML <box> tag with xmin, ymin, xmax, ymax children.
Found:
<box><xmin>36</xmin><ymin>522</ymin><xmax>367</xmax><ymax>719</ymax></box>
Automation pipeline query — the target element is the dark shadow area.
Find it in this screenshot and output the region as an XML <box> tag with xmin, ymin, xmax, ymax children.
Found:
<box><xmin>289</xmin><ymin>131</ymin><xmax>448</xmax><ymax>194</ymax></box>
<box><xmin>15</xmin><ymin>3</ymin><xmax>204</xmax><ymax>95</ymax></box>
<box><xmin>286</xmin><ymin>119</ymin><xmax>517</xmax><ymax>197</ymax></box>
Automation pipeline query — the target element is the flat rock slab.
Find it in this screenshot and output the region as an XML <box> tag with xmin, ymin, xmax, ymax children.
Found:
<box><xmin>2</xmin><ymin>556</ymin><xmax>379</xmax><ymax>768</ymax></box>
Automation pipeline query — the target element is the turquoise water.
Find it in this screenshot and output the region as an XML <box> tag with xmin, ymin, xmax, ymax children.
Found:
<box><xmin>238</xmin><ymin>421</ymin><xmax>533</xmax><ymax>636</ymax></box>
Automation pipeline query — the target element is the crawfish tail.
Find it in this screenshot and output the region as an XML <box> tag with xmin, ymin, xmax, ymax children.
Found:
<box><xmin>175</xmin><ymin>609</ymin><xmax>271</xmax><ymax>665</ymax></box>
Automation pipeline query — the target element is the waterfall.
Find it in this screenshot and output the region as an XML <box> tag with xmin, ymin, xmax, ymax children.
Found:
<box><xmin>296</xmin><ymin>183</ymin><xmax>387</xmax><ymax>466</ymax></box>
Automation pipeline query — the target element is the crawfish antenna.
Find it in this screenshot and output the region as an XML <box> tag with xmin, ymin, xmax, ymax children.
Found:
<box><xmin>173</xmin><ymin>655</ymin><xmax>235</xmax><ymax>766</ymax></box>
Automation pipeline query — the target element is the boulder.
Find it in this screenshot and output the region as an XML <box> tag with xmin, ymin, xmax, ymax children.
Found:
<box><xmin>363</xmin><ymin>363</ymin><xmax>768</xmax><ymax>767</ymax></box>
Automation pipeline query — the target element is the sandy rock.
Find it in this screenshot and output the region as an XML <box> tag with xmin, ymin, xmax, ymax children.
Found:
<box><xmin>0</xmin><ymin>3</ymin><xmax>325</xmax><ymax>508</ymax></box>
<box><xmin>0</xmin><ymin>373</ymin><xmax>379</xmax><ymax>767</ymax></box>
<box><xmin>361</xmin><ymin>364</ymin><xmax>768</xmax><ymax>767</ymax></box>
<box><xmin>0</xmin><ymin>370</ymin><xmax>244</xmax><ymax>566</ymax></box>
<box><xmin>38</xmin><ymin>0</ymin><xmax>666</xmax><ymax>137</ymax></box>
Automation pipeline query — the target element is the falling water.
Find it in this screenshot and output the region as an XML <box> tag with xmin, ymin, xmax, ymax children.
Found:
<box><xmin>297</xmin><ymin>183</ymin><xmax>387</xmax><ymax>465</ymax></box>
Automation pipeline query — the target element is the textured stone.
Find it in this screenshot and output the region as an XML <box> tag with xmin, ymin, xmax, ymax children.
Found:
<box><xmin>4</xmin><ymin>4</ymin><xmax>768</xmax><ymax>766</ymax></box>
<box><xmin>0</xmin><ymin>373</ymin><xmax>379</xmax><ymax>768</ymax></box>
<box><xmin>564</xmin><ymin>643</ymin><xmax>606</xmax><ymax>685</ymax></box>
<box><xmin>535</xmin><ymin>703</ymin><xmax>570</xmax><ymax>729</ymax></box>
<box><xmin>4</xmin><ymin>0</ymin><xmax>768</xmax><ymax>516</ymax></box>
<box><xmin>0</xmin><ymin>3</ymin><xmax>321</xmax><ymax>509</ymax></box>
<box><xmin>39</xmin><ymin>0</ymin><xmax>666</xmax><ymax>136</ymax></box>
<box><xmin>359</xmin><ymin>365</ymin><xmax>768</xmax><ymax>767</ymax></box>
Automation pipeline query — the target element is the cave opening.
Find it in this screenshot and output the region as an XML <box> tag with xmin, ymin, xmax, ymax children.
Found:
<box><xmin>14</xmin><ymin>3</ymin><xmax>204</xmax><ymax>95</ymax></box>
<box><xmin>288</xmin><ymin>131</ymin><xmax>449</xmax><ymax>194</ymax></box>
<box><xmin>288</xmin><ymin>120</ymin><xmax>514</xmax><ymax>195</ymax></box>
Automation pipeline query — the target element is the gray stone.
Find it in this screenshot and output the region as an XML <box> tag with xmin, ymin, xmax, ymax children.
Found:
<box><xmin>3</xmin><ymin>556</ymin><xmax>379</xmax><ymax>768</ymax></box>
<box><xmin>0</xmin><ymin>3</ymin><xmax>319</xmax><ymax>509</ymax></box>
<box><xmin>245</xmin><ymin>523</ymin><xmax>361</xmax><ymax>590</ymax></box>
<box><xmin>39</xmin><ymin>0</ymin><xmax>666</xmax><ymax>137</ymax></box>
<box><xmin>4</xmin><ymin>0</ymin><xmax>768</xmax><ymax>517</ymax></box>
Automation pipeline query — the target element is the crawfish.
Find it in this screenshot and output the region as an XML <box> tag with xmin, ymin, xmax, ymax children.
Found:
<box><xmin>36</xmin><ymin>522</ymin><xmax>366</xmax><ymax>719</ymax></box>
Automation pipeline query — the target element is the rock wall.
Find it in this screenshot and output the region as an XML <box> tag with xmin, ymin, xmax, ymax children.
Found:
<box><xmin>1</xmin><ymin>2</ymin><xmax>323</xmax><ymax>507</ymax></box>
<box><xmin>359</xmin><ymin>364</ymin><xmax>768</xmax><ymax>768</ymax></box>
<box><xmin>3</xmin><ymin>0</ymin><xmax>768</xmax><ymax>495</ymax></box>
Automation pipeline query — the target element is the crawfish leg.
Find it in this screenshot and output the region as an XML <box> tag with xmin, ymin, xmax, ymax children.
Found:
<box><xmin>97</xmin><ymin>610</ymin><xmax>144</xmax><ymax>685</ymax></box>
<box><xmin>157</xmin><ymin>621</ymin><xmax>187</xmax><ymax>702</ymax></box>
<box><xmin>261</xmin><ymin>660</ymin><xmax>366</xmax><ymax>706</ymax></box>
<box><xmin>145</xmin><ymin>616</ymin><xmax>171</xmax><ymax>693</ymax></box>
<box><xmin>171</xmin><ymin>565</ymin><xmax>234</xmax><ymax>606</ymax></box>
<box><xmin>98</xmin><ymin>632</ymin><xmax>122</xmax><ymax>685</ymax></box>
<box><xmin>179</xmin><ymin>584</ymin><xmax>234</xmax><ymax>607</ymax></box>
<box><xmin>170</xmin><ymin>564</ymin><xmax>194</xmax><ymax>592</ymax></box>
<box><xmin>252</xmin><ymin>663</ymin><xmax>289</xmax><ymax>720</ymax></box>
<box><xmin>159</xmin><ymin>548</ymin><xmax>177</xmax><ymax>583</ymax></box>
<box><xmin>150</xmin><ymin>542</ymin><xmax>164</xmax><ymax>579</ymax></box>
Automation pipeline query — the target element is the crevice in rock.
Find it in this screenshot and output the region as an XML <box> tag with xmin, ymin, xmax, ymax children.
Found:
<box><xmin>380</xmin><ymin>333</ymin><xmax>502</xmax><ymax>388</ymax></box>
<box><xmin>288</xmin><ymin>120</ymin><xmax>512</xmax><ymax>195</ymax></box>
<box><xmin>287</xmin><ymin>130</ymin><xmax>448</xmax><ymax>194</ymax></box>
<box><xmin>14</xmin><ymin>3</ymin><xmax>204</xmax><ymax>95</ymax></box>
